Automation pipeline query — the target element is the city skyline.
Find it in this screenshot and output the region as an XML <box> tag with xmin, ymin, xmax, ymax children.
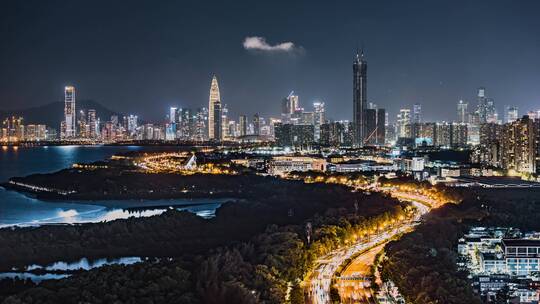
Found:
<box><xmin>4</xmin><ymin>78</ymin><xmax>540</xmax><ymax>145</ymax></box>
<box><xmin>3</xmin><ymin>2</ymin><xmax>540</xmax><ymax>304</ymax></box>
<box><xmin>1</xmin><ymin>1</ymin><xmax>540</xmax><ymax>122</ymax></box>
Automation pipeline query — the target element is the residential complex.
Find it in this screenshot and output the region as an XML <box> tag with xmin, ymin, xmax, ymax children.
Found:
<box><xmin>459</xmin><ymin>227</ymin><xmax>540</xmax><ymax>303</ymax></box>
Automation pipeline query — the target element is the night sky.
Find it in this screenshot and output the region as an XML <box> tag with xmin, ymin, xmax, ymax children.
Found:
<box><xmin>1</xmin><ymin>0</ymin><xmax>540</xmax><ymax>122</ymax></box>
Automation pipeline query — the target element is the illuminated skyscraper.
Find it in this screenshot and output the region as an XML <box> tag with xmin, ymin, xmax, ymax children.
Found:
<box><xmin>2</xmin><ymin>116</ymin><xmax>23</xmax><ymax>142</ymax></box>
<box><xmin>208</xmin><ymin>75</ymin><xmax>221</xmax><ymax>139</ymax></box>
<box><xmin>397</xmin><ymin>108</ymin><xmax>411</xmax><ymax>138</ymax></box>
<box><xmin>253</xmin><ymin>113</ymin><xmax>260</xmax><ymax>136</ymax></box>
<box><xmin>289</xmin><ymin>93</ymin><xmax>299</xmax><ymax>113</ymax></box>
<box><xmin>212</xmin><ymin>101</ymin><xmax>222</xmax><ymax>141</ymax></box>
<box><xmin>221</xmin><ymin>104</ymin><xmax>229</xmax><ymax>140</ymax></box>
<box><xmin>169</xmin><ymin>107</ymin><xmax>178</xmax><ymax>123</ymax></box>
<box><xmin>87</xmin><ymin>109</ymin><xmax>98</xmax><ymax>139</ymax></box>
<box><xmin>239</xmin><ymin>115</ymin><xmax>247</xmax><ymax>137</ymax></box>
<box><xmin>477</xmin><ymin>87</ymin><xmax>498</xmax><ymax>123</ymax></box>
<box><xmin>280</xmin><ymin>92</ymin><xmax>300</xmax><ymax>124</ymax></box>
<box><xmin>412</xmin><ymin>103</ymin><xmax>422</xmax><ymax>123</ymax></box>
<box><xmin>477</xmin><ymin>87</ymin><xmax>487</xmax><ymax>123</ymax></box>
<box><xmin>353</xmin><ymin>50</ymin><xmax>367</xmax><ymax>146</ymax></box>
<box><xmin>62</xmin><ymin>86</ymin><xmax>76</xmax><ymax>139</ymax></box>
<box><xmin>505</xmin><ymin>106</ymin><xmax>519</xmax><ymax>123</ymax></box>
<box><xmin>313</xmin><ymin>101</ymin><xmax>325</xmax><ymax>141</ymax></box>
<box><xmin>127</xmin><ymin>114</ymin><xmax>138</xmax><ymax>137</ymax></box>
<box><xmin>457</xmin><ymin>100</ymin><xmax>468</xmax><ymax>123</ymax></box>
<box><xmin>281</xmin><ymin>96</ymin><xmax>289</xmax><ymax>117</ymax></box>
<box><xmin>78</xmin><ymin>110</ymin><xmax>87</xmax><ymax>138</ymax></box>
<box><xmin>195</xmin><ymin>107</ymin><xmax>208</xmax><ymax>141</ymax></box>
<box><xmin>486</xmin><ymin>98</ymin><xmax>498</xmax><ymax>123</ymax></box>
<box><xmin>177</xmin><ymin>109</ymin><xmax>194</xmax><ymax>140</ymax></box>
<box><xmin>376</xmin><ymin>108</ymin><xmax>386</xmax><ymax>145</ymax></box>
<box><xmin>364</xmin><ymin>109</ymin><xmax>377</xmax><ymax>145</ymax></box>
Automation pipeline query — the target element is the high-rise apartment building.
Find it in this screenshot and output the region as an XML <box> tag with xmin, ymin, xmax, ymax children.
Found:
<box><xmin>451</xmin><ymin>123</ymin><xmax>468</xmax><ymax>148</ymax></box>
<box><xmin>476</xmin><ymin>123</ymin><xmax>503</xmax><ymax>167</ymax></box>
<box><xmin>475</xmin><ymin>117</ymin><xmax>539</xmax><ymax>174</ymax></box>
<box><xmin>501</xmin><ymin>116</ymin><xmax>537</xmax><ymax>174</ymax></box>
<box><xmin>320</xmin><ymin>121</ymin><xmax>354</xmax><ymax>147</ymax></box>
<box><xmin>435</xmin><ymin>122</ymin><xmax>452</xmax><ymax>147</ymax></box>
<box><xmin>274</xmin><ymin>123</ymin><xmax>314</xmax><ymax>147</ymax></box>
<box><xmin>415</xmin><ymin>122</ymin><xmax>436</xmax><ymax>146</ymax></box>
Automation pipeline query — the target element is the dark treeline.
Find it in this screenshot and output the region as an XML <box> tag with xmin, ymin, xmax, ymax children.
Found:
<box><xmin>2</xmin><ymin>261</ymin><xmax>197</xmax><ymax>304</ymax></box>
<box><xmin>1</xmin><ymin>205</ymin><xmax>408</xmax><ymax>304</ymax></box>
<box><xmin>0</xmin><ymin>193</ymin><xmax>408</xmax><ymax>303</ymax></box>
<box><xmin>0</xmin><ymin>175</ymin><xmax>398</xmax><ymax>269</ymax></box>
<box><xmin>5</xmin><ymin>168</ymin><xmax>256</xmax><ymax>200</ymax></box>
<box><xmin>0</xmin><ymin>171</ymin><xmax>412</xmax><ymax>303</ymax></box>
<box><xmin>378</xmin><ymin>176</ymin><xmax>463</xmax><ymax>203</ymax></box>
<box><xmin>380</xmin><ymin>188</ymin><xmax>540</xmax><ymax>304</ymax></box>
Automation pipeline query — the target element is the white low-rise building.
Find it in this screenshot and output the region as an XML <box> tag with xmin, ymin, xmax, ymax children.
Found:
<box><xmin>268</xmin><ymin>156</ymin><xmax>327</xmax><ymax>176</ymax></box>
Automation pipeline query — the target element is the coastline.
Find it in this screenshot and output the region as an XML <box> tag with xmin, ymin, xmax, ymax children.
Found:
<box><xmin>1</xmin><ymin>183</ymin><xmax>236</xmax><ymax>209</ymax></box>
<box><xmin>1</xmin><ymin>181</ymin><xmax>239</xmax><ymax>202</ymax></box>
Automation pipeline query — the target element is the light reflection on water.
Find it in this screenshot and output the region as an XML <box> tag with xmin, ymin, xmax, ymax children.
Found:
<box><xmin>2</xmin><ymin>257</ymin><xmax>144</xmax><ymax>282</ymax></box>
<box><xmin>0</xmin><ymin>145</ymin><xmax>230</xmax><ymax>227</ymax></box>
<box><xmin>0</xmin><ymin>272</ymin><xmax>70</xmax><ymax>282</ymax></box>
<box><xmin>0</xmin><ymin>198</ymin><xmax>225</xmax><ymax>228</ymax></box>
<box><xmin>0</xmin><ymin>146</ymin><xmax>224</xmax><ymax>282</ymax></box>
<box><xmin>26</xmin><ymin>257</ymin><xmax>143</xmax><ymax>272</ymax></box>
<box><xmin>54</xmin><ymin>202</ymin><xmax>224</xmax><ymax>224</ymax></box>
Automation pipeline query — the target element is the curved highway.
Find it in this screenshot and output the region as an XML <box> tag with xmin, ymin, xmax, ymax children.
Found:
<box><xmin>306</xmin><ymin>199</ymin><xmax>430</xmax><ymax>304</ymax></box>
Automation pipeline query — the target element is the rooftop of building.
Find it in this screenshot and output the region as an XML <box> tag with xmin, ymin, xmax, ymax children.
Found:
<box><xmin>480</xmin><ymin>252</ymin><xmax>504</xmax><ymax>261</ymax></box>
<box><xmin>502</xmin><ymin>239</ymin><xmax>540</xmax><ymax>247</ymax></box>
<box><xmin>457</xmin><ymin>176</ymin><xmax>540</xmax><ymax>187</ymax></box>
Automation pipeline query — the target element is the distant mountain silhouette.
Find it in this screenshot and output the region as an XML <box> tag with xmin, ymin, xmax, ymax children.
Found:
<box><xmin>0</xmin><ymin>100</ymin><xmax>122</xmax><ymax>130</ymax></box>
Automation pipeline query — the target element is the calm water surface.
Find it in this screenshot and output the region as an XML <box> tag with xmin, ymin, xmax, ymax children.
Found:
<box><xmin>1</xmin><ymin>257</ymin><xmax>144</xmax><ymax>282</ymax></box>
<box><xmin>0</xmin><ymin>145</ymin><xmax>225</xmax><ymax>226</ymax></box>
